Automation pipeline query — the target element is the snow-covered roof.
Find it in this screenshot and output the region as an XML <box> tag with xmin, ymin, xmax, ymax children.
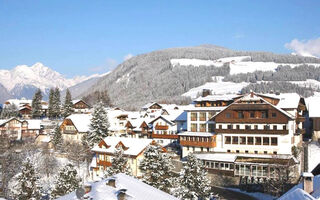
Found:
<box><xmin>57</xmin><ymin>173</ymin><xmax>178</xmax><ymax>200</ymax></box>
<box><xmin>307</xmin><ymin>97</ymin><xmax>320</xmax><ymax>118</ymax></box>
<box><xmin>195</xmin><ymin>153</ymin><xmax>237</xmax><ymax>162</ymax></box>
<box><xmin>65</xmin><ymin>114</ymin><xmax>92</xmax><ymax>133</ymax></box>
<box><xmin>261</xmin><ymin>93</ymin><xmax>301</xmax><ymax>109</ymax></box>
<box><xmin>178</xmin><ymin>132</ymin><xmax>214</xmax><ymax>137</ymax></box>
<box><xmin>185</xmin><ymin>106</ymin><xmax>225</xmax><ymax>111</ymax></box>
<box><xmin>26</xmin><ymin>120</ymin><xmax>41</xmax><ymax>130</ymax></box>
<box><xmin>92</xmin><ymin>136</ymin><xmax>153</xmax><ymax>157</ymax></box>
<box><xmin>279</xmin><ymin>174</ymin><xmax>320</xmax><ymax>200</ymax></box>
<box><xmin>195</xmin><ymin>94</ymin><xmax>238</xmax><ymax>102</ymax></box>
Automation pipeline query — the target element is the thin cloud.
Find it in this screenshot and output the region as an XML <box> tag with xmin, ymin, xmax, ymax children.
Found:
<box><xmin>124</xmin><ymin>53</ymin><xmax>134</xmax><ymax>61</ymax></box>
<box><xmin>285</xmin><ymin>37</ymin><xmax>320</xmax><ymax>58</ymax></box>
<box><xmin>89</xmin><ymin>58</ymin><xmax>119</xmax><ymax>73</ymax></box>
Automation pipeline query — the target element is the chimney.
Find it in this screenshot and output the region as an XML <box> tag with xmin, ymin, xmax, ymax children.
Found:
<box><xmin>117</xmin><ymin>189</ymin><xmax>127</xmax><ymax>200</ymax></box>
<box><xmin>202</xmin><ymin>89</ymin><xmax>210</xmax><ymax>97</ymax></box>
<box><xmin>302</xmin><ymin>172</ymin><xmax>314</xmax><ymax>194</ymax></box>
<box><xmin>250</xmin><ymin>90</ymin><xmax>254</xmax><ymax>97</ymax></box>
<box><xmin>107</xmin><ymin>178</ymin><xmax>116</xmax><ymax>188</ymax></box>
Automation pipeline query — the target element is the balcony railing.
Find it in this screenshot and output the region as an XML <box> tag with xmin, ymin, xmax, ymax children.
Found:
<box><xmin>215</xmin><ymin>129</ymin><xmax>288</xmax><ymax>135</ymax></box>
<box><xmin>97</xmin><ymin>160</ymin><xmax>112</xmax><ymax>167</ymax></box>
<box><xmin>180</xmin><ymin>140</ymin><xmax>216</xmax><ymax>148</ymax></box>
<box><xmin>155</xmin><ymin>125</ymin><xmax>169</xmax><ymax>130</ymax></box>
<box><xmin>152</xmin><ymin>133</ymin><xmax>178</xmax><ymax>139</ymax></box>
<box><xmin>63</xmin><ymin>130</ymin><xmax>77</xmax><ymax>134</ymax></box>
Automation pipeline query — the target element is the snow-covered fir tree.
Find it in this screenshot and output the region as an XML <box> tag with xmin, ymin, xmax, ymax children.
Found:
<box><xmin>52</xmin><ymin>124</ymin><xmax>63</xmax><ymax>149</ymax></box>
<box><xmin>48</xmin><ymin>88</ymin><xmax>55</xmax><ymax>119</ymax></box>
<box><xmin>139</xmin><ymin>145</ymin><xmax>174</xmax><ymax>193</ymax></box>
<box><xmin>13</xmin><ymin>158</ymin><xmax>42</xmax><ymax>200</ymax></box>
<box><xmin>31</xmin><ymin>89</ymin><xmax>43</xmax><ymax>119</ymax></box>
<box><xmin>86</xmin><ymin>102</ymin><xmax>109</xmax><ymax>147</ymax></box>
<box><xmin>0</xmin><ymin>104</ymin><xmax>19</xmax><ymax>119</ymax></box>
<box><xmin>62</xmin><ymin>89</ymin><xmax>73</xmax><ymax>118</ymax></box>
<box><xmin>105</xmin><ymin>146</ymin><xmax>131</xmax><ymax>176</ymax></box>
<box><xmin>53</xmin><ymin>87</ymin><xmax>61</xmax><ymax>118</ymax></box>
<box><xmin>174</xmin><ymin>153</ymin><xmax>211</xmax><ymax>200</ymax></box>
<box><xmin>51</xmin><ymin>163</ymin><xmax>82</xmax><ymax>199</ymax></box>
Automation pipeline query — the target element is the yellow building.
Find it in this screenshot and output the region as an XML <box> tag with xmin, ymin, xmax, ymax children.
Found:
<box><xmin>60</xmin><ymin>114</ymin><xmax>91</xmax><ymax>143</ymax></box>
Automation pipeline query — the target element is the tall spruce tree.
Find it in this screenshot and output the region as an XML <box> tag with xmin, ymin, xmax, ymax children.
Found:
<box><xmin>105</xmin><ymin>146</ymin><xmax>131</xmax><ymax>176</ymax></box>
<box><xmin>86</xmin><ymin>102</ymin><xmax>109</xmax><ymax>147</ymax></box>
<box><xmin>48</xmin><ymin>88</ymin><xmax>55</xmax><ymax>119</ymax></box>
<box><xmin>0</xmin><ymin>104</ymin><xmax>19</xmax><ymax>119</ymax></box>
<box><xmin>52</xmin><ymin>124</ymin><xmax>63</xmax><ymax>149</ymax></box>
<box><xmin>51</xmin><ymin>163</ymin><xmax>81</xmax><ymax>199</ymax></box>
<box><xmin>53</xmin><ymin>87</ymin><xmax>61</xmax><ymax>118</ymax></box>
<box><xmin>31</xmin><ymin>89</ymin><xmax>43</xmax><ymax>119</ymax></box>
<box><xmin>174</xmin><ymin>154</ymin><xmax>211</xmax><ymax>200</ymax></box>
<box><xmin>13</xmin><ymin>158</ymin><xmax>42</xmax><ymax>200</ymax></box>
<box><xmin>63</xmin><ymin>89</ymin><xmax>73</xmax><ymax>118</ymax></box>
<box><xmin>139</xmin><ymin>145</ymin><xmax>174</xmax><ymax>193</ymax></box>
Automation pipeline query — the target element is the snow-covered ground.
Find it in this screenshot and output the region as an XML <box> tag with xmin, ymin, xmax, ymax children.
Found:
<box><xmin>182</xmin><ymin>76</ymin><xmax>249</xmax><ymax>99</ymax></box>
<box><xmin>226</xmin><ymin>188</ymin><xmax>275</xmax><ymax>200</ymax></box>
<box><xmin>171</xmin><ymin>56</ymin><xmax>320</xmax><ymax>75</ymax></box>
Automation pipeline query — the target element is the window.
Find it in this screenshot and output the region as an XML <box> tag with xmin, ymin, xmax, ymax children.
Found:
<box><xmin>208</xmin><ymin>112</ymin><xmax>215</xmax><ymax>119</ymax></box>
<box><xmin>264</xmin><ymin>125</ymin><xmax>270</xmax><ymax>130</ymax></box>
<box><xmin>232</xmin><ymin>136</ymin><xmax>239</xmax><ymax>144</ymax></box>
<box><xmin>273</xmin><ymin>151</ymin><xmax>277</xmax><ymax>155</ymax></box>
<box><xmin>219</xmin><ymin>125</ymin><xmax>222</xmax><ymax>129</ymax></box>
<box><xmin>250</xmin><ymin>112</ymin><xmax>255</xmax><ymax>118</ymax></box>
<box><xmin>200</xmin><ymin>147</ymin><xmax>203</xmax><ymax>152</ymax></box>
<box><xmin>264</xmin><ymin>151</ymin><xmax>268</xmax><ymax>154</ymax></box>
<box><xmin>191</xmin><ymin>123</ymin><xmax>197</xmax><ymax>132</ymax></box>
<box><xmin>245</xmin><ymin>150</ymin><xmax>249</xmax><ymax>154</ymax></box>
<box><xmin>255</xmin><ymin>137</ymin><xmax>261</xmax><ymax>145</ymax></box>
<box><xmin>225</xmin><ymin>136</ymin><xmax>231</xmax><ymax>144</ymax></box>
<box><xmin>254</xmin><ymin>125</ymin><xmax>258</xmax><ymax>130</ymax></box>
<box><xmin>227</xmin><ymin>124</ymin><xmax>232</xmax><ymax>129</ymax></box>
<box><xmin>283</xmin><ymin>125</ymin><xmax>287</xmax><ymax>130</ymax></box>
<box><xmin>263</xmin><ymin>137</ymin><xmax>270</xmax><ymax>145</ymax></box>
<box><xmin>191</xmin><ymin>113</ymin><xmax>197</xmax><ymax>121</ymax></box>
<box><xmin>227</xmin><ymin>150</ymin><xmax>231</xmax><ymax>153</ymax></box>
<box><xmin>207</xmin><ymin>148</ymin><xmax>209</xmax><ymax>152</ymax></box>
<box><xmin>273</xmin><ymin>125</ymin><xmax>277</xmax><ymax>130</ymax></box>
<box><xmin>208</xmin><ymin>124</ymin><xmax>215</xmax><ymax>132</ymax></box>
<box><xmin>272</xmin><ymin>113</ymin><xmax>277</xmax><ymax>118</ymax></box>
<box><xmin>271</xmin><ymin>137</ymin><xmax>278</xmax><ymax>146</ymax></box>
<box><xmin>236</xmin><ymin>125</ymin><xmax>240</xmax><ymax>130</ymax></box>
<box><xmin>200</xmin><ymin>124</ymin><xmax>206</xmax><ymax>132</ymax></box>
<box><xmin>254</xmin><ymin>151</ymin><xmax>258</xmax><ymax>154</ymax></box>
<box><xmin>226</xmin><ymin>113</ymin><xmax>231</xmax><ymax>118</ymax></box>
<box><xmin>238</xmin><ymin>112</ymin><xmax>244</xmax><ymax>119</ymax></box>
<box><xmin>245</xmin><ymin>125</ymin><xmax>251</xmax><ymax>130</ymax></box>
<box><xmin>199</xmin><ymin>112</ymin><xmax>206</xmax><ymax>121</ymax></box>
<box><xmin>236</xmin><ymin>150</ymin><xmax>240</xmax><ymax>153</ymax></box>
<box><xmin>240</xmin><ymin>137</ymin><xmax>246</xmax><ymax>145</ymax></box>
<box><xmin>247</xmin><ymin>137</ymin><xmax>254</xmax><ymax>145</ymax></box>
<box><xmin>261</xmin><ymin>111</ymin><xmax>268</xmax><ymax>118</ymax></box>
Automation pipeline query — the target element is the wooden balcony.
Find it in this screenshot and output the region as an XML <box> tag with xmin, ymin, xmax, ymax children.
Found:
<box><xmin>152</xmin><ymin>133</ymin><xmax>178</xmax><ymax>139</ymax></box>
<box><xmin>215</xmin><ymin>128</ymin><xmax>288</xmax><ymax>135</ymax></box>
<box><xmin>63</xmin><ymin>130</ymin><xmax>77</xmax><ymax>134</ymax></box>
<box><xmin>97</xmin><ymin>160</ymin><xmax>112</xmax><ymax>167</ymax></box>
<box><xmin>155</xmin><ymin>125</ymin><xmax>169</xmax><ymax>130</ymax></box>
<box><xmin>180</xmin><ymin>140</ymin><xmax>216</xmax><ymax>148</ymax></box>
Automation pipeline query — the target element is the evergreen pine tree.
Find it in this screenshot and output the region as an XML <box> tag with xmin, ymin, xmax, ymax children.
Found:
<box><xmin>63</xmin><ymin>89</ymin><xmax>73</xmax><ymax>118</ymax></box>
<box><xmin>86</xmin><ymin>102</ymin><xmax>109</xmax><ymax>147</ymax></box>
<box><xmin>0</xmin><ymin>104</ymin><xmax>19</xmax><ymax>119</ymax></box>
<box><xmin>51</xmin><ymin>164</ymin><xmax>81</xmax><ymax>199</ymax></box>
<box><xmin>174</xmin><ymin>154</ymin><xmax>211</xmax><ymax>200</ymax></box>
<box><xmin>48</xmin><ymin>88</ymin><xmax>55</xmax><ymax>119</ymax></box>
<box><xmin>52</xmin><ymin>124</ymin><xmax>63</xmax><ymax>149</ymax></box>
<box><xmin>14</xmin><ymin>158</ymin><xmax>42</xmax><ymax>200</ymax></box>
<box><xmin>31</xmin><ymin>89</ymin><xmax>43</xmax><ymax>119</ymax></box>
<box><xmin>53</xmin><ymin>87</ymin><xmax>61</xmax><ymax>118</ymax></box>
<box><xmin>105</xmin><ymin>146</ymin><xmax>131</xmax><ymax>176</ymax></box>
<box><xmin>139</xmin><ymin>145</ymin><xmax>174</xmax><ymax>193</ymax></box>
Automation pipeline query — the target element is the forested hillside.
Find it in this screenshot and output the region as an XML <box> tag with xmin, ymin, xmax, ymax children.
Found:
<box><xmin>80</xmin><ymin>45</ymin><xmax>320</xmax><ymax>109</ymax></box>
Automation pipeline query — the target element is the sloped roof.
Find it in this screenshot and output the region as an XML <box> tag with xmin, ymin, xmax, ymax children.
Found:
<box><xmin>66</xmin><ymin>114</ymin><xmax>92</xmax><ymax>132</ymax></box>
<box><xmin>92</xmin><ymin>136</ymin><xmax>153</xmax><ymax>156</ymax></box>
<box><xmin>57</xmin><ymin>173</ymin><xmax>178</xmax><ymax>200</ymax></box>
<box><xmin>279</xmin><ymin>174</ymin><xmax>320</xmax><ymax>200</ymax></box>
<box><xmin>26</xmin><ymin>120</ymin><xmax>41</xmax><ymax>130</ymax></box>
<box><xmin>195</xmin><ymin>94</ymin><xmax>239</xmax><ymax>102</ymax></box>
<box><xmin>260</xmin><ymin>93</ymin><xmax>301</xmax><ymax>109</ymax></box>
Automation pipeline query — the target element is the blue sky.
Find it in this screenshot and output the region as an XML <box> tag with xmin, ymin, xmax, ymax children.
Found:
<box><xmin>0</xmin><ymin>0</ymin><xmax>319</xmax><ymax>77</ymax></box>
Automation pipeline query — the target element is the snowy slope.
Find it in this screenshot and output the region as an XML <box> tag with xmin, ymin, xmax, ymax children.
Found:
<box><xmin>170</xmin><ymin>56</ymin><xmax>320</xmax><ymax>75</ymax></box>
<box><xmin>182</xmin><ymin>76</ymin><xmax>249</xmax><ymax>99</ymax></box>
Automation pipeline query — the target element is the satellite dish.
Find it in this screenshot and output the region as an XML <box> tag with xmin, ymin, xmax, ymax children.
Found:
<box><xmin>76</xmin><ymin>188</ymin><xmax>85</xmax><ymax>199</ymax></box>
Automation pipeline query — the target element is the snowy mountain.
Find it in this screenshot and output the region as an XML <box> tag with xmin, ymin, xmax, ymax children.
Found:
<box><xmin>0</xmin><ymin>62</ymin><xmax>104</xmax><ymax>101</ymax></box>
